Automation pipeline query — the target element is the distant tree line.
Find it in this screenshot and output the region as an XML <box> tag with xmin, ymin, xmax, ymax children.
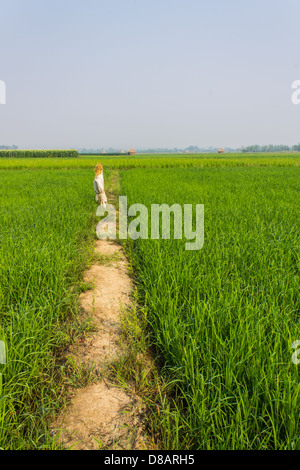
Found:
<box><xmin>241</xmin><ymin>144</ymin><xmax>300</xmax><ymax>153</ymax></box>
<box><xmin>0</xmin><ymin>150</ymin><xmax>78</xmax><ymax>159</ymax></box>
<box><xmin>0</xmin><ymin>145</ymin><xmax>18</xmax><ymax>150</ymax></box>
<box><xmin>2</xmin><ymin>144</ymin><xmax>300</xmax><ymax>154</ymax></box>
<box><xmin>80</xmin><ymin>144</ymin><xmax>300</xmax><ymax>154</ymax></box>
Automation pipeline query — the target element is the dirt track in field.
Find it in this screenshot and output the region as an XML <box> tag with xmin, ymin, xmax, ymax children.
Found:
<box><xmin>51</xmin><ymin>238</ymin><xmax>150</xmax><ymax>450</ymax></box>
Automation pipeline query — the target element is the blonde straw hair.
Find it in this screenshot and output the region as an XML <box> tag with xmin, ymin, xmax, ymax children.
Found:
<box><xmin>95</xmin><ymin>163</ymin><xmax>103</xmax><ymax>176</ymax></box>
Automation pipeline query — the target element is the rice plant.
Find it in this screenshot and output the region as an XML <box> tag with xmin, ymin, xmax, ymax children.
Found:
<box><xmin>0</xmin><ymin>169</ymin><xmax>99</xmax><ymax>449</ymax></box>
<box><xmin>120</xmin><ymin>166</ymin><xmax>300</xmax><ymax>450</ymax></box>
<box><xmin>0</xmin><ymin>158</ymin><xmax>299</xmax><ymax>450</ymax></box>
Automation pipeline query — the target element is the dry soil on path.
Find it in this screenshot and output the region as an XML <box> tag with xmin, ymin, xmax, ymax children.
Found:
<box><xmin>51</xmin><ymin>239</ymin><xmax>151</xmax><ymax>450</ymax></box>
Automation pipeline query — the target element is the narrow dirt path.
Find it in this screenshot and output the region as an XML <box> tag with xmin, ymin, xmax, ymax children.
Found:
<box><xmin>51</xmin><ymin>238</ymin><xmax>150</xmax><ymax>450</ymax></box>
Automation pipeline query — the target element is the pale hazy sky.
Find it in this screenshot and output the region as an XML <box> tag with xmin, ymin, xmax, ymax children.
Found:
<box><xmin>1</xmin><ymin>0</ymin><xmax>300</xmax><ymax>149</ymax></box>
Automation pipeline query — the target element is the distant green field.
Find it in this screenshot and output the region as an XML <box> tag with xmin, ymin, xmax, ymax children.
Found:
<box><xmin>0</xmin><ymin>152</ymin><xmax>299</xmax><ymax>170</ymax></box>
<box><xmin>121</xmin><ymin>165</ymin><xmax>300</xmax><ymax>450</ymax></box>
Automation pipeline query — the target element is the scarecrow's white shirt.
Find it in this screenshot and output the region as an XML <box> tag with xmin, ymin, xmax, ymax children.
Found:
<box><xmin>94</xmin><ymin>174</ymin><xmax>105</xmax><ymax>194</ymax></box>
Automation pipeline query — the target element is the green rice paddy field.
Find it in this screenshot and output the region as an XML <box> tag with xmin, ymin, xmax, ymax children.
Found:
<box><xmin>0</xmin><ymin>153</ymin><xmax>299</xmax><ymax>449</ymax></box>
